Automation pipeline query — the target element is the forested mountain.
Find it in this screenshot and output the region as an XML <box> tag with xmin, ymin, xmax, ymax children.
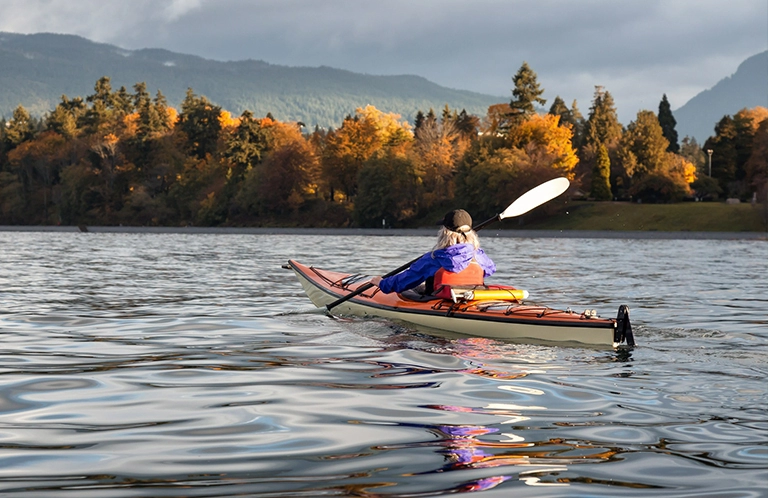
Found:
<box><xmin>0</xmin><ymin>32</ymin><xmax>501</xmax><ymax>128</ymax></box>
<box><xmin>674</xmin><ymin>51</ymin><xmax>768</xmax><ymax>142</ymax></box>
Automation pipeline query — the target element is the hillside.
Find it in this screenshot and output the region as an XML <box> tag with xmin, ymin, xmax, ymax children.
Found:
<box><xmin>0</xmin><ymin>32</ymin><xmax>502</xmax><ymax>128</ymax></box>
<box><xmin>674</xmin><ymin>50</ymin><xmax>768</xmax><ymax>143</ymax></box>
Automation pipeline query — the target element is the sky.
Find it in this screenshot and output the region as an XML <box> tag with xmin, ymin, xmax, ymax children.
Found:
<box><xmin>1</xmin><ymin>0</ymin><xmax>766</xmax><ymax>124</ymax></box>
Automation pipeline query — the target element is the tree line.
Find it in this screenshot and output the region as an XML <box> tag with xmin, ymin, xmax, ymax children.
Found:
<box><xmin>1</xmin><ymin>63</ymin><xmax>766</xmax><ymax>228</ymax></box>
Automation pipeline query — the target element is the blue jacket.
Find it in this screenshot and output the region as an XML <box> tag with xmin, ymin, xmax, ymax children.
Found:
<box><xmin>378</xmin><ymin>243</ymin><xmax>496</xmax><ymax>294</ymax></box>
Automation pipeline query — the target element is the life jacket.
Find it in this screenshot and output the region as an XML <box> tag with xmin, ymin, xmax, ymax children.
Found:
<box><xmin>433</xmin><ymin>260</ymin><xmax>485</xmax><ymax>299</ymax></box>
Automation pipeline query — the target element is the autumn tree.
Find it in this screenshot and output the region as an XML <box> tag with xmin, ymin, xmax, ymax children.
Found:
<box><xmin>506</xmin><ymin>113</ymin><xmax>578</xmax><ymax>179</ymax></box>
<box><xmin>6</xmin><ymin>131</ymin><xmax>69</xmax><ymax>222</ymax></box>
<box><xmin>411</xmin><ymin>106</ymin><xmax>469</xmax><ymax>209</ymax></box>
<box><xmin>321</xmin><ymin>106</ymin><xmax>410</xmax><ymax>200</ymax></box>
<box><xmin>247</xmin><ymin>138</ymin><xmax>320</xmax><ymax>216</ymax></box>
<box><xmin>658</xmin><ymin>94</ymin><xmax>679</xmax><ymax>153</ymax></box>
<box><xmin>745</xmin><ymin>118</ymin><xmax>768</xmax><ymax>199</ymax></box>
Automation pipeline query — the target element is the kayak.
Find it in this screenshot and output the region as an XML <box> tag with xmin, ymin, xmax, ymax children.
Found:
<box><xmin>286</xmin><ymin>260</ymin><xmax>635</xmax><ymax>348</ymax></box>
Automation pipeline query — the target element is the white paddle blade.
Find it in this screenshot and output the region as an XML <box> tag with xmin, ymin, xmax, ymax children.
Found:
<box><xmin>499</xmin><ymin>177</ymin><xmax>570</xmax><ymax>219</ymax></box>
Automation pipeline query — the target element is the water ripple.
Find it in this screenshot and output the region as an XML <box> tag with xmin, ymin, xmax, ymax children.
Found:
<box><xmin>0</xmin><ymin>232</ymin><xmax>766</xmax><ymax>496</ymax></box>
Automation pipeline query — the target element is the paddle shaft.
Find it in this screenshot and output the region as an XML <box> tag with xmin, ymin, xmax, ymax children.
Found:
<box><xmin>324</xmin><ymin>213</ymin><xmax>500</xmax><ymax>312</ymax></box>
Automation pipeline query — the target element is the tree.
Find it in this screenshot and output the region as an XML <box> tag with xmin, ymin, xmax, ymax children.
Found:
<box><xmin>177</xmin><ymin>88</ymin><xmax>223</xmax><ymax>159</ymax></box>
<box><xmin>249</xmin><ymin>139</ymin><xmax>320</xmax><ymax>216</ymax></box>
<box><xmin>507</xmin><ymin>113</ymin><xmax>578</xmax><ymax>179</ymax></box>
<box><xmin>412</xmin><ymin>111</ymin><xmax>461</xmax><ymax>208</ymax></box>
<box><xmin>80</xmin><ymin>76</ymin><xmax>123</xmax><ymax>133</ymax></box>
<box><xmin>321</xmin><ymin>106</ymin><xmax>410</xmax><ymax>199</ymax></box>
<box><xmin>455</xmin><ymin>141</ymin><xmax>531</xmax><ymax>218</ymax></box>
<box><xmin>618</xmin><ymin>110</ymin><xmax>669</xmax><ymax>178</ymax></box>
<box><xmin>46</xmin><ymin>95</ymin><xmax>87</xmax><ymax>139</ymax></box>
<box><xmin>658</xmin><ymin>94</ymin><xmax>679</xmax><ymax>153</ymax></box>
<box><xmin>548</xmin><ymin>96</ymin><xmax>571</xmax><ymax>124</ymax></box>
<box><xmin>579</xmin><ymin>87</ymin><xmax>623</xmax><ymax>196</ymax></box>
<box><xmin>680</xmin><ymin>136</ymin><xmax>706</xmax><ymax>178</ymax></box>
<box><xmin>507</xmin><ymin>62</ymin><xmax>546</xmax><ymax>127</ymax></box>
<box><xmin>701</xmin><ymin>108</ymin><xmax>766</xmax><ymax>198</ymax></box>
<box><xmin>354</xmin><ymin>152</ymin><xmax>420</xmax><ymax>227</ymax></box>
<box><xmin>590</xmin><ymin>144</ymin><xmax>612</xmax><ymax>200</ymax></box>
<box><xmin>3</xmin><ymin>105</ymin><xmax>35</xmax><ymax>150</ymax></box>
<box><xmin>584</xmin><ymin>87</ymin><xmax>622</xmax><ymax>149</ymax></box>
<box><xmin>744</xmin><ymin>113</ymin><xmax>768</xmax><ymax>202</ymax></box>
<box><xmin>6</xmin><ymin>131</ymin><xmax>69</xmax><ymax>222</ymax></box>
<box><xmin>223</xmin><ymin>110</ymin><xmax>267</xmax><ymax>182</ymax></box>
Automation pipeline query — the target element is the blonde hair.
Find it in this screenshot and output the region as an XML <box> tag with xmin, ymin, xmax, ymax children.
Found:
<box><xmin>433</xmin><ymin>226</ymin><xmax>480</xmax><ymax>253</ymax></box>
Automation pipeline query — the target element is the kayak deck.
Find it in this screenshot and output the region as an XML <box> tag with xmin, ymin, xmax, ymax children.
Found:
<box><xmin>287</xmin><ymin>260</ymin><xmax>635</xmax><ymax>348</ymax></box>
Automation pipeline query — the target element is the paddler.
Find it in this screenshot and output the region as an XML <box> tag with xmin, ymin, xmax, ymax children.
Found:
<box><xmin>370</xmin><ymin>209</ymin><xmax>496</xmax><ymax>297</ymax></box>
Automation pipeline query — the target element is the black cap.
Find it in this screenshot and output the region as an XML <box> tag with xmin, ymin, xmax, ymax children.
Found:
<box><xmin>438</xmin><ymin>209</ymin><xmax>472</xmax><ymax>233</ymax></box>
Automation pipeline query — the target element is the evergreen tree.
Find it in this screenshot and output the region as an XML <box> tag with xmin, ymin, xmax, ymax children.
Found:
<box><xmin>81</xmin><ymin>76</ymin><xmax>118</xmax><ymax>132</ymax></box>
<box><xmin>618</xmin><ymin>110</ymin><xmax>669</xmax><ymax>178</ymax></box>
<box><xmin>3</xmin><ymin>105</ymin><xmax>35</xmax><ymax>150</ymax></box>
<box><xmin>658</xmin><ymin>94</ymin><xmax>679</xmax><ymax>153</ymax></box>
<box><xmin>178</xmin><ymin>88</ymin><xmax>223</xmax><ymax>159</ymax></box>
<box><xmin>508</xmin><ymin>62</ymin><xmax>546</xmax><ymax>125</ymax></box>
<box><xmin>455</xmin><ymin>109</ymin><xmax>479</xmax><ymax>141</ymax></box>
<box><xmin>570</xmin><ymin>99</ymin><xmax>585</xmax><ymax>149</ymax></box>
<box><xmin>548</xmin><ymin>96</ymin><xmax>570</xmax><ymax>123</ymax></box>
<box><xmin>413</xmin><ymin>110</ymin><xmax>425</xmax><ymax>135</ymax></box>
<box><xmin>584</xmin><ymin>86</ymin><xmax>622</xmax><ymax>149</ymax></box>
<box><xmin>46</xmin><ymin>96</ymin><xmax>86</xmax><ymax>139</ymax></box>
<box><xmin>590</xmin><ymin>144</ymin><xmax>612</xmax><ymax>200</ymax></box>
<box><xmin>224</xmin><ymin>110</ymin><xmax>267</xmax><ymax>181</ymax></box>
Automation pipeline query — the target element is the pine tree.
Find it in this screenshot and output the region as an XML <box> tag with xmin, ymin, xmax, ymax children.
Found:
<box><xmin>178</xmin><ymin>88</ymin><xmax>223</xmax><ymax>159</ymax></box>
<box><xmin>584</xmin><ymin>86</ymin><xmax>622</xmax><ymax>148</ymax></box>
<box><xmin>508</xmin><ymin>62</ymin><xmax>546</xmax><ymax>125</ymax></box>
<box><xmin>590</xmin><ymin>144</ymin><xmax>612</xmax><ymax>200</ymax></box>
<box><xmin>658</xmin><ymin>94</ymin><xmax>679</xmax><ymax>153</ymax></box>
<box><xmin>3</xmin><ymin>105</ymin><xmax>34</xmax><ymax>150</ymax></box>
<box><xmin>548</xmin><ymin>96</ymin><xmax>570</xmax><ymax>123</ymax></box>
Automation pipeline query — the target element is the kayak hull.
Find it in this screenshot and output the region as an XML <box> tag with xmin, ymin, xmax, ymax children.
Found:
<box><xmin>287</xmin><ymin>260</ymin><xmax>634</xmax><ymax>347</ymax></box>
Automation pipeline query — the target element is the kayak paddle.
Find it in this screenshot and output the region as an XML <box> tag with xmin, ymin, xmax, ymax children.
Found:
<box><xmin>318</xmin><ymin>176</ymin><xmax>570</xmax><ymax>313</ymax></box>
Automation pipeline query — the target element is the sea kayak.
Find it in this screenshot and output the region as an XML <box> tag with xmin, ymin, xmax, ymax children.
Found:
<box><xmin>286</xmin><ymin>260</ymin><xmax>635</xmax><ymax>348</ymax></box>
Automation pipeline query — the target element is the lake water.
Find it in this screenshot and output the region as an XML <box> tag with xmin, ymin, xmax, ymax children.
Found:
<box><xmin>0</xmin><ymin>231</ymin><xmax>766</xmax><ymax>497</ymax></box>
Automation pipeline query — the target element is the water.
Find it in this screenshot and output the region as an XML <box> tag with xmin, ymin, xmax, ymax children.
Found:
<box><xmin>0</xmin><ymin>231</ymin><xmax>766</xmax><ymax>497</ymax></box>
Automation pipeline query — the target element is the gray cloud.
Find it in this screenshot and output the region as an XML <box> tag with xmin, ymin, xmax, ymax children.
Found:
<box><xmin>1</xmin><ymin>0</ymin><xmax>765</xmax><ymax>124</ymax></box>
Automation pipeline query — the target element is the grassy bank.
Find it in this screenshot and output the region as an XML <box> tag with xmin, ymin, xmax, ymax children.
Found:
<box><xmin>521</xmin><ymin>201</ymin><xmax>768</xmax><ymax>232</ymax></box>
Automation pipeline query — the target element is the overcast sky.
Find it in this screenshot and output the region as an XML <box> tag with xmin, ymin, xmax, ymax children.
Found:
<box><xmin>1</xmin><ymin>0</ymin><xmax>766</xmax><ymax>123</ymax></box>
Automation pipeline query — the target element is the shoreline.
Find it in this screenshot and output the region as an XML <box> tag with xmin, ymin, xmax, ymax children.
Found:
<box><xmin>0</xmin><ymin>225</ymin><xmax>765</xmax><ymax>240</ymax></box>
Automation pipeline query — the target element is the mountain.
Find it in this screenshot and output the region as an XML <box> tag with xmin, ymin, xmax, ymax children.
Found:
<box><xmin>674</xmin><ymin>50</ymin><xmax>768</xmax><ymax>143</ymax></box>
<box><xmin>0</xmin><ymin>32</ymin><xmax>503</xmax><ymax>128</ymax></box>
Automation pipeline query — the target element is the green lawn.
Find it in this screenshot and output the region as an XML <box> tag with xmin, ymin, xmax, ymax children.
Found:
<box><xmin>522</xmin><ymin>201</ymin><xmax>768</xmax><ymax>232</ymax></box>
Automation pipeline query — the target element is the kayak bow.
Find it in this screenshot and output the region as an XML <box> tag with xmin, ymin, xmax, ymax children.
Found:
<box><xmin>286</xmin><ymin>260</ymin><xmax>635</xmax><ymax>348</ymax></box>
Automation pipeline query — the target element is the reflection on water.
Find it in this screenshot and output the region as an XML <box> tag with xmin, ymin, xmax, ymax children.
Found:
<box><xmin>0</xmin><ymin>232</ymin><xmax>766</xmax><ymax>497</ymax></box>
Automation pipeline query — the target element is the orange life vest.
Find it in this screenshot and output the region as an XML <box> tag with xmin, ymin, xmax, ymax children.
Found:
<box><xmin>433</xmin><ymin>261</ymin><xmax>485</xmax><ymax>299</ymax></box>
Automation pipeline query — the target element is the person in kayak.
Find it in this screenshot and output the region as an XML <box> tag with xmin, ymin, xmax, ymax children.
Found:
<box><xmin>370</xmin><ymin>209</ymin><xmax>496</xmax><ymax>297</ymax></box>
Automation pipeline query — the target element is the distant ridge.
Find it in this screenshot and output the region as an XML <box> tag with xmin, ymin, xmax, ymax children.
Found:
<box><xmin>674</xmin><ymin>50</ymin><xmax>768</xmax><ymax>142</ymax></box>
<box><xmin>0</xmin><ymin>32</ymin><xmax>503</xmax><ymax>127</ymax></box>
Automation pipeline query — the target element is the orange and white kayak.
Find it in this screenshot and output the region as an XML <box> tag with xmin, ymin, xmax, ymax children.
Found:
<box><xmin>287</xmin><ymin>260</ymin><xmax>635</xmax><ymax>348</ymax></box>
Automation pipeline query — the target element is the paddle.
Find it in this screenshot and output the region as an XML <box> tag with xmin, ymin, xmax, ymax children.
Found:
<box><xmin>319</xmin><ymin>176</ymin><xmax>570</xmax><ymax>313</ymax></box>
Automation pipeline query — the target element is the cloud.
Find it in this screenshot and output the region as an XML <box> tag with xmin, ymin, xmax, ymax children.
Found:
<box><xmin>1</xmin><ymin>0</ymin><xmax>765</xmax><ymax>124</ymax></box>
